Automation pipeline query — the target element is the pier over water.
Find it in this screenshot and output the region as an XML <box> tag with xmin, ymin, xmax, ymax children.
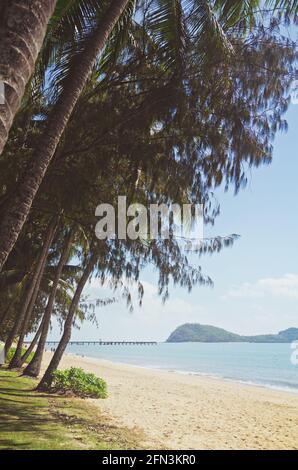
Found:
<box><xmin>24</xmin><ymin>340</ymin><xmax>157</xmax><ymax>346</ymax></box>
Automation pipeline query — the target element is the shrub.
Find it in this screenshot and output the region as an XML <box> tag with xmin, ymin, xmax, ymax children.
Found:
<box><xmin>51</xmin><ymin>367</ymin><xmax>108</xmax><ymax>399</ymax></box>
<box><xmin>5</xmin><ymin>347</ymin><xmax>34</xmax><ymax>364</ymax></box>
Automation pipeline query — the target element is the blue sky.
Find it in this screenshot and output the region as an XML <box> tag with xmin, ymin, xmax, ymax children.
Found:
<box><xmin>49</xmin><ymin>101</ymin><xmax>298</xmax><ymax>342</ymax></box>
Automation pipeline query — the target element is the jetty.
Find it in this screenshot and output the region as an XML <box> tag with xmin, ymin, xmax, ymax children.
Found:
<box><xmin>24</xmin><ymin>340</ymin><xmax>157</xmax><ymax>346</ymax></box>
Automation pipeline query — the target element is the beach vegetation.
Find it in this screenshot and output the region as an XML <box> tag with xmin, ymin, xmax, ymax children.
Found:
<box><xmin>51</xmin><ymin>367</ymin><xmax>108</xmax><ymax>398</ymax></box>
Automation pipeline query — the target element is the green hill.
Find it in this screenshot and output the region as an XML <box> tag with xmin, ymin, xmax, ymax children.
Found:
<box><xmin>166</xmin><ymin>324</ymin><xmax>298</xmax><ymax>343</ymax></box>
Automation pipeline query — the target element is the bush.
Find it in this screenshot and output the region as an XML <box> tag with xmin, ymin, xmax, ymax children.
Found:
<box><xmin>51</xmin><ymin>367</ymin><xmax>108</xmax><ymax>399</ymax></box>
<box><xmin>5</xmin><ymin>347</ymin><xmax>34</xmax><ymax>364</ymax></box>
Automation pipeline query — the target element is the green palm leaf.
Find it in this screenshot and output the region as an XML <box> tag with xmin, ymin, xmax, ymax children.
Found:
<box><xmin>148</xmin><ymin>0</ymin><xmax>187</xmax><ymax>71</ymax></box>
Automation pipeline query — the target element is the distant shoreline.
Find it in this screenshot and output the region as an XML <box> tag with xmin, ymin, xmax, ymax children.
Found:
<box><xmin>167</xmin><ymin>324</ymin><xmax>298</xmax><ymax>343</ymax></box>
<box><xmin>167</xmin><ymin>340</ymin><xmax>297</xmax><ymax>343</ymax></box>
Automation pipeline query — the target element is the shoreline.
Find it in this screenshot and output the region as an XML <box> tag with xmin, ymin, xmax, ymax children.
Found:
<box><xmin>42</xmin><ymin>351</ymin><xmax>298</xmax><ymax>450</ymax></box>
<box><xmin>65</xmin><ymin>351</ymin><xmax>298</xmax><ymax>396</ymax></box>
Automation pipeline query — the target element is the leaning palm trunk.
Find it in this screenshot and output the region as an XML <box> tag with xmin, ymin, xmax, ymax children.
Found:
<box><xmin>37</xmin><ymin>253</ymin><xmax>97</xmax><ymax>390</ymax></box>
<box><xmin>24</xmin><ymin>229</ymin><xmax>74</xmax><ymax>376</ymax></box>
<box><xmin>9</xmin><ymin>246</ymin><xmax>47</xmax><ymax>368</ymax></box>
<box><xmin>5</xmin><ymin>217</ymin><xmax>57</xmax><ymax>359</ymax></box>
<box><xmin>0</xmin><ymin>0</ymin><xmax>57</xmax><ymax>155</ymax></box>
<box><xmin>9</xmin><ymin>223</ymin><xmax>54</xmax><ymax>369</ymax></box>
<box><xmin>21</xmin><ymin>318</ymin><xmax>44</xmax><ymax>364</ymax></box>
<box><xmin>3</xmin><ymin>287</ymin><xmax>28</xmax><ymax>357</ymax></box>
<box><xmin>0</xmin><ymin>0</ymin><xmax>130</xmax><ymax>272</ymax></box>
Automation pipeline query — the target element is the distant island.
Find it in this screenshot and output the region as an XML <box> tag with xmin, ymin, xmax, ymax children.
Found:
<box><xmin>167</xmin><ymin>324</ymin><xmax>298</xmax><ymax>343</ymax></box>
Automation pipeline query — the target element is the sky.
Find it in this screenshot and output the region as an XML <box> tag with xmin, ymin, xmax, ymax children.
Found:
<box><xmin>49</xmin><ymin>100</ymin><xmax>298</xmax><ymax>343</ymax></box>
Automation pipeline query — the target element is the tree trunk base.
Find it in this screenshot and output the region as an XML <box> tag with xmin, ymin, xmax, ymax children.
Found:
<box><xmin>22</xmin><ymin>367</ymin><xmax>39</xmax><ymax>378</ymax></box>
<box><xmin>36</xmin><ymin>382</ymin><xmax>51</xmax><ymax>393</ymax></box>
<box><xmin>8</xmin><ymin>359</ymin><xmax>22</xmax><ymax>369</ymax></box>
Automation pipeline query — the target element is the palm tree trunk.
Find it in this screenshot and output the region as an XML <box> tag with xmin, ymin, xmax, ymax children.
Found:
<box><xmin>5</xmin><ymin>217</ymin><xmax>57</xmax><ymax>359</ymax></box>
<box><xmin>0</xmin><ymin>0</ymin><xmax>57</xmax><ymax>155</ymax></box>
<box><xmin>21</xmin><ymin>318</ymin><xmax>44</xmax><ymax>364</ymax></box>
<box><xmin>0</xmin><ymin>0</ymin><xmax>130</xmax><ymax>272</ymax></box>
<box><xmin>9</xmin><ymin>248</ymin><xmax>47</xmax><ymax>368</ymax></box>
<box><xmin>24</xmin><ymin>229</ymin><xmax>74</xmax><ymax>376</ymax></box>
<box><xmin>37</xmin><ymin>253</ymin><xmax>97</xmax><ymax>390</ymax></box>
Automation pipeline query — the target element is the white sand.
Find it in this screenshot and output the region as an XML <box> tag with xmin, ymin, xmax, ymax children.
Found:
<box><xmin>42</xmin><ymin>352</ymin><xmax>298</xmax><ymax>450</ymax></box>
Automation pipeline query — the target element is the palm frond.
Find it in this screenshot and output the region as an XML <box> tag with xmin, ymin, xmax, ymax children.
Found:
<box><xmin>37</xmin><ymin>0</ymin><xmax>136</xmax><ymax>103</ymax></box>
<box><xmin>188</xmin><ymin>0</ymin><xmax>234</xmax><ymax>55</ymax></box>
<box><xmin>265</xmin><ymin>0</ymin><xmax>298</xmax><ymax>16</ymax></box>
<box><xmin>98</xmin><ymin>1</ymin><xmax>137</xmax><ymax>75</ymax></box>
<box><xmin>213</xmin><ymin>0</ymin><xmax>259</xmax><ymax>30</ymax></box>
<box><xmin>148</xmin><ymin>0</ymin><xmax>188</xmax><ymax>71</ymax></box>
<box><xmin>33</xmin><ymin>0</ymin><xmax>111</xmax><ymax>98</ymax></box>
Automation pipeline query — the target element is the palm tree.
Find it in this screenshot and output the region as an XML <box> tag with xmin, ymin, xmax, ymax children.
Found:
<box><xmin>21</xmin><ymin>318</ymin><xmax>45</xmax><ymax>364</ymax></box>
<box><xmin>0</xmin><ymin>0</ymin><xmax>297</xmax><ymax>274</ymax></box>
<box><xmin>38</xmin><ymin>251</ymin><xmax>97</xmax><ymax>390</ymax></box>
<box><xmin>0</xmin><ymin>0</ymin><xmax>57</xmax><ymax>155</ymax></box>
<box><xmin>0</xmin><ymin>0</ymin><xmax>131</xmax><ymax>272</ymax></box>
<box><xmin>0</xmin><ymin>0</ymin><xmax>294</xmax><ymax>382</ymax></box>
<box><xmin>8</xmin><ymin>217</ymin><xmax>58</xmax><ymax>366</ymax></box>
<box><xmin>24</xmin><ymin>227</ymin><xmax>74</xmax><ymax>376</ymax></box>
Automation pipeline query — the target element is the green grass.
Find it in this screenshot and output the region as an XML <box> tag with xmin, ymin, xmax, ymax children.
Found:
<box><xmin>0</xmin><ymin>368</ymin><xmax>143</xmax><ymax>450</ymax></box>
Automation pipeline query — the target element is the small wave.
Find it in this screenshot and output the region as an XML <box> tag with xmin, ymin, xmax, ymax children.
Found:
<box><xmin>167</xmin><ymin>369</ymin><xmax>224</xmax><ymax>380</ymax></box>
<box><xmin>148</xmin><ymin>367</ymin><xmax>298</xmax><ymax>393</ymax></box>
<box><xmin>64</xmin><ymin>346</ymin><xmax>298</xmax><ymax>394</ymax></box>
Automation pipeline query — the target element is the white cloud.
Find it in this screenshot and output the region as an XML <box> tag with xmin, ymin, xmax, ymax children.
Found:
<box><xmin>223</xmin><ymin>273</ymin><xmax>298</xmax><ymax>300</ymax></box>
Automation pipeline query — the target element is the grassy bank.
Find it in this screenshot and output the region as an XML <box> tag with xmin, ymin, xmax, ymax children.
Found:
<box><xmin>0</xmin><ymin>368</ymin><xmax>142</xmax><ymax>450</ymax></box>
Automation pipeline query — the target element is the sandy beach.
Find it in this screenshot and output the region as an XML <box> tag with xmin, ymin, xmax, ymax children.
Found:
<box><xmin>42</xmin><ymin>352</ymin><xmax>298</xmax><ymax>450</ymax></box>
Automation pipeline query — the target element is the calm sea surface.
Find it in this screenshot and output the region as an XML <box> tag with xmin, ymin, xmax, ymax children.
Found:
<box><xmin>65</xmin><ymin>342</ymin><xmax>298</xmax><ymax>393</ymax></box>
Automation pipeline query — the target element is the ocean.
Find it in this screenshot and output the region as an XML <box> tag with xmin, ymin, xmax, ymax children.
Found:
<box><xmin>65</xmin><ymin>342</ymin><xmax>298</xmax><ymax>393</ymax></box>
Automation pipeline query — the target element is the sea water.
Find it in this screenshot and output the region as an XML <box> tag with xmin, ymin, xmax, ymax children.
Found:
<box><xmin>65</xmin><ymin>342</ymin><xmax>298</xmax><ymax>393</ymax></box>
